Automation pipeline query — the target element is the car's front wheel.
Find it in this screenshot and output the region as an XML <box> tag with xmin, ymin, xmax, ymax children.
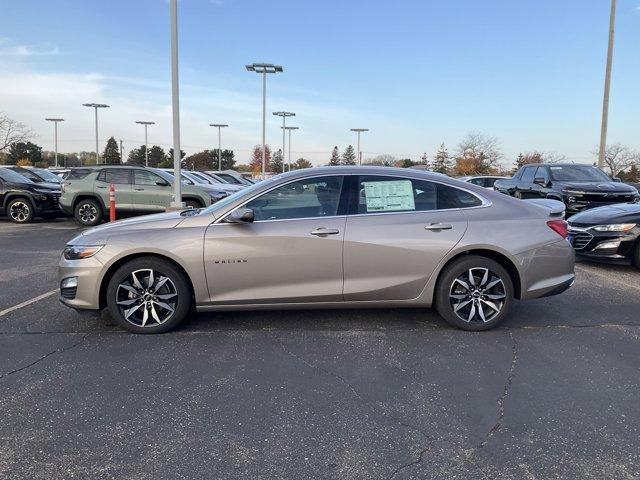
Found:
<box><xmin>106</xmin><ymin>257</ymin><xmax>192</xmax><ymax>334</ymax></box>
<box><xmin>7</xmin><ymin>198</ymin><xmax>35</xmax><ymax>223</ymax></box>
<box><xmin>435</xmin><ymin>255</ymin><xmax>514</xmax><ymax>331</ymax></box>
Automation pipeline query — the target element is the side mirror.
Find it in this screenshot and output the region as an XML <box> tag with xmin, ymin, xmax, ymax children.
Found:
<box><xmin>225</xmin><ymin>207</ymin><xmax>254</xmax><ymax>224</ymax></box>
<box><xmin>612</xmin><ymin>177</ymin><xmax>621</xmax><ymax>183</ymax></box>
<box><xmin>156</xmin><ymin>180</ymin><xmax>170</xmax><ymax>186</ymax></box>
<box><xmin>534</xmin><ymin>177</ymin><xmax>548</xmax><ymax>186</ymax></box>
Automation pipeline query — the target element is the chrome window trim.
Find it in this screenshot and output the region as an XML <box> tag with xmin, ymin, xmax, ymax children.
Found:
<box><xmin>213</xmin><ymin>172</ymin><xmax>491</xmax><ymax>225</ymax></box>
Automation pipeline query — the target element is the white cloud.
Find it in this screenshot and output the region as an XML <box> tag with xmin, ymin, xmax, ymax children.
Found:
<box><xmin>0</xmin><ymin>39</ymin><xmax>59</xmax><ymax>57</ymax></box>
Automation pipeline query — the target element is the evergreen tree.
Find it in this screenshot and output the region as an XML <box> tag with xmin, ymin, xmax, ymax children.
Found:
<box><xmin>271</xmin><ymin>149</ymin><xmax>284</xmax><ymax>173</ymax></box>
<box><xmin>102</xmin><ymin>137</ymin><xmax>121</xmax><ymax>164</ymax></box>
<box><xmin>419</xmin><ymin>152</ymin><xmax>429</xmax><ymax>167</ymax></box>
<box><xmin>432</xmin><ymin>143</ymin><xmax>452</xmax><ymax>174</ymax></box>
<box><xmin>210</xmin><ymin>149</ymin><xmax>235</xmax><ymax>170</ymax></box>
<box><xmin>341</xmin><ymin>145</ymin><xmax>357</xmax><ymax>165</ymax></box>
<box><xmin>328</xmin><ymin>146</ymin><xmax>340</xmax><ymax>166</ymax></box>
<box><xmin>292</xmin><ymin>158</ymin><xmax>312</xmax><ymax>170</ymax></box>
<box><xmin>127</xmin><ymin>145</ymin><xmax>147</xmax><ymax>165</ymax></box>
<box><xmin>147</xmin><ymin>145</ymin><xmax>167</xmax><ymax>167</ymax></box>
<box><xmin>8</xmin><ymin>141</ymin><xmax>42</xmax><ymax>165</ymax></box>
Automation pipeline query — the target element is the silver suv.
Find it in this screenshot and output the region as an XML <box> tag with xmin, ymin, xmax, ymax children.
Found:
<box><xmin>60</xmin><ymin>166</ymin><xmax>226</xmax><ymax>226</ymax></box>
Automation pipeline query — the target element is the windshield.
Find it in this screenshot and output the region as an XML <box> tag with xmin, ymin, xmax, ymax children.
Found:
<box><xmin>216</xmin><ymin>173</ymin><xmax>243</xmax><ymax>185</ymax></box>
<box><xmin>201</xmin><ymin>176</ymin><xmax>279</xmax><ymax>214</ymax></box>
<box><xmin>149</xmin><ymin>168</ymin><xmax>176</xmax><ymax>183</ymax></box>
<box><xmin>0</xmin><ymin>168</ymin><xmax>35</xmax><ymax>184</ymax></box>
<box><xmin>9</xmin><ymin>167</ymin><xmax>44</xmax><ymax>182</ymax></box>
<box><xmin>549</xmin><ymin>165</ymin><xmax>611</xmax><ymax>182</ymax></box>
<box><xmin>32</xmin><ymin>168</ymin><xmax>62</xmax><ymax>183</ymax></box>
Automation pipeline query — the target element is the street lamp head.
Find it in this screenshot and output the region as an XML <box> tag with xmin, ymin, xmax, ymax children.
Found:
<box><xmin>350</xmin><ymin>128</ymin><xmax>369</xmax><ymax>132</ymax></box>
<box><xmin>45</xmin><ymin>118</ymin><xmax>64</xmax><ymax>122</ymax></box>
<box><xmin>209</xmin><ymin>124</ymin><xmax>229</xmax><ymax>128</ymax></box>
<box><xmin>135</xmin><ymin>121</ymin><xmax>156</xmax><ymax>125</ymax></box>
<box><xmin>246</xmin><ymin>63</ymin><xmax>283</xmax><ymax>73</ymax></box>
<box><xmin>83</xmin><ymin>103</ymin><xmax>110</xmax><ymax>109</ymax></box>
<box><xmin>282</xmin><ymin>126</ymin><xmax>299</xmax><ymax>131</ymax></box>
<box><xmin>273</xmin><ymin>111</ymin><xmax>296</xmax><ymax>117</ymax></box>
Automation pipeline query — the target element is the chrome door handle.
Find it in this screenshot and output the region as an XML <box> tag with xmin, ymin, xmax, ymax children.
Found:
<box><xmin>310</xmin><ymin>228</ymin><xmax>340</xmax><ymax>236</ymax></box>
<box><xmin>96</xmin><ymin>186</ymin><xmax>107</xmax><ymax>189</ymax></box>
<box><xmin>134</xmin><ymin>188</ymin><xmax>145</xmax><ymax>191</ymax></box>
<box><xmin>424</xmin><ymin>223</ymin><xmax>452</xmax><ymax>231</ymax></box>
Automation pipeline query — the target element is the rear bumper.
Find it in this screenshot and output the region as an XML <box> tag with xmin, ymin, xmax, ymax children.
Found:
<box><xmin>516</xmin><ymin>239</ymin><xmax>576</xmax><ymax>300</ymax></box>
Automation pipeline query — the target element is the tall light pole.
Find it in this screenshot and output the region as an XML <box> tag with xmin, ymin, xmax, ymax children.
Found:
<box><xmin>169</xmin><ymin>0</ymin><xmax>183</xmax><ymax>208</ymax></box>
<box><xmin>598</xmin><ymin>0</ymin><xmax>617</xmax><ymax>169</ymax></box>
<box><xmin>273</xmin><ymin>111</ymin><xmax>295</xmax><ymax>173</ymax></box>
<box><xmin>209</xmin><ymin>123</ymin><xmax>228</xmax><ymax>171</ymax></box>
<box><xmin>350</xmin><ymin>128</ymin><xmax>369</xmax><ymax>165</ymax></box>
<box><xmin>119</xmin><ymin>139</ymin><xmax>124</xmax><ymax>162</ymax></box>
<box><xmin>45</xmin><ymin>118</ymin><xmax>64</xmax><ymax>167</ymax></box>
<box><xmin>245</xmin><ymin>63</ymin><xmax>283</xmax><ymax>179</ymax></box>
<box><xmin>282</xmin><ymin>126</ymin><xmax>299</xmax><ymax>171</ymax></box>
<box><xmin>135</xmin><ymin>121</ymin><xmax>155</xmax><ymax>167</ymax></box>
<box><xmin>82</xmin><ymin>103</ymin><xmax>109</xmax><ymax>164</ymax></box>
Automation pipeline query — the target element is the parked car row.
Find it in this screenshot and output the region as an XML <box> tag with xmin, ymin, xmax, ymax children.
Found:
<box><xmin>491</xmin><ymin>164</ymin><xmax>640</xmax><ymax>268</ymax></box>
<box><xmin>0</xmin><ymin>165</ymin><xmax>250</xmax><ymax>225</ymax></box>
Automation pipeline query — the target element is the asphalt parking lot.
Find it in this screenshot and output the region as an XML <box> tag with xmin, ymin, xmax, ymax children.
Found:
<box><xmin>1</xmin><ymin>217</ymin><xmax>639</xmax><ymax>480</ymax></box>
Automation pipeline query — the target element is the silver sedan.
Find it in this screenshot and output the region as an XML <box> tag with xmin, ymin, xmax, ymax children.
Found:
<box><xmin>59</xmin><ymin>166</ymin><xmax>575</xmax><ymax>333</ymax></box>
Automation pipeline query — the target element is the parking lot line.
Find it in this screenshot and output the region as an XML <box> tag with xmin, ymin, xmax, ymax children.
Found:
<box><xmin>0</xmin><ymin>289</ymin><xmax>58</xmax><ymax>318</ymax></box>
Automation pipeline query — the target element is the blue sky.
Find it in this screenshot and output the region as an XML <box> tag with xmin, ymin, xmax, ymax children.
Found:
<box><xmin>1</xmin><ymin>0</ymin><xmax>639</xmax><ymax>166</ymax></box>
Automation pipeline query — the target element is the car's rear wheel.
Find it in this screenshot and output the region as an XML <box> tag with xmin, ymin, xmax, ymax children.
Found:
<box><xmin>436</xmin><ymin>255</ymin><xmax>514</xmax><ymax>331</ymax></box>
<box><xmin>7</xmin><ymin>198</ymin><xmax>34</xmax><ymax>223</ymax></box>
<box><xmin>74</xmin><ymin>199</ymin><xmax>103</xmax><ymax>226</ymax></box>
<box><xmin>106</xmin><ymin>257</ymin><xmax>192</xmax><ymax>334</ymax></box>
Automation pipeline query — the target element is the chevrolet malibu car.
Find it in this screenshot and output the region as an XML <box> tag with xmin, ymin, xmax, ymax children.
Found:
<box><xmin>567</xmin><ymin>203</ymin><xmax>640</xmax><ymax>268</ymax></box>
<box><xmin>59</xmin><ymin>167</ymin><xmax>575</xmax><ymax>333</ymax></box>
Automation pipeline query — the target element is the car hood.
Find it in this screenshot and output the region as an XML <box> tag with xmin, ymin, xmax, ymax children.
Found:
<box><xmin>558</xmin><ymin>181</ymin><xmax>636</xmax><ymax>194</ymax></box>
<box><xmin>77</xmin><ymin>211</ymin><xmax>189</xmax><ymax>240</ymax></box>
<box><xmin>568</xmin><ymin>202</ymin><xmax>640</xmax><ymax>225</ymax></box>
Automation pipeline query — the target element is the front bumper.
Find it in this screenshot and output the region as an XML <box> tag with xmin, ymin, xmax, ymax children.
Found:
<box><xmin>568</xmin><ymin>228</ymin><xmax>638</xmax><ymax>264</ymax></box>
<box><xmin>58</xmin><ymin>255</ymin><xmax>104</xmax><ymax>310</ymax></box>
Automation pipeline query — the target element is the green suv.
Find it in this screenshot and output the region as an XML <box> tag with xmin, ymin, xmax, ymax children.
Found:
<box><xmin>60</xmin><ymin>166</ymin><xmax>226</xmax><ymax>226</ymax></box>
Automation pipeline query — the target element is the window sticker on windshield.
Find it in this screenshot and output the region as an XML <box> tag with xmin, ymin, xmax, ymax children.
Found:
<box><xmin>363</xmin><ymin>180</ymin><xmax>415</xmax><ymax>212</ymax></box>
<box><xmin>550</xmin><ymin>167</ymin><xmax>562</xmax><ymax>170</ymax></box>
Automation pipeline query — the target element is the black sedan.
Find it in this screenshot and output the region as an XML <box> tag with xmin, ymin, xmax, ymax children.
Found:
<box><xmin>567</xmin><ymin>203</ymin><xmax>640</xmax><ymax>268</ymax></box>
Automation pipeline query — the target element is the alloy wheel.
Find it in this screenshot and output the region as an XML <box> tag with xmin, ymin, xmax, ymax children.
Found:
<box><xmin>9</xmin><ymin>201</ymin><xmax>30</xmax><ymax>222</ymax></box>
<box><xmin>78</xmin><ymin>204</ymin><xmax>97</xmax><ymax>224</ymax></box>
<box><xmin>449</xmin><ymin>267</ymin><xmax>506</xmax><ymax>323</ymax></box>
<box><xmin>116</xmin><ymin>269</ymin><xmax>178</xmax><ymax>327</ymax></box>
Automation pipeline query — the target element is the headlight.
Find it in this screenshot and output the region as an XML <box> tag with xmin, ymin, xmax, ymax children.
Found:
<box><xmin>63</xmin><ymin>245</ymin><xmax>104</xmax><ymax>260</ymax></box>
<box><xmin>592</xmin><ymin>223</ymin><xmax>636</xmax><ymax>232</ymax></box>
<box><xmin>209</xmin><ymin>192</ymin><xmax>228</xmax><ymax>201</ymax></box>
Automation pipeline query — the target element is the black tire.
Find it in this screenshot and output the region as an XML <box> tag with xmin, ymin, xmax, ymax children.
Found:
<box><xmin>7</xmin><ymin>197</ymin><xmax>35</xmax><ymax>223</ymax></box>
<box><xmin>74</xmin><ymin>198</ymin><xmax>103</xmax><ymax>226</ymax></box>
<box><xmin>106</xmin><ymin>257</ymin><xmax>192</xmax><ymax>334</ymax></box>
<box><xmin>633</xmin><ymin>241</ymin><xmax>640</xmax><ymax>270</ymax></box>
<box><xmin>184</xmin><ymin>199</ymin><xmax>203</xmax><ymax>209</ymax></box>
<box><xmin>435</xmin><ymin>255</ymin><xmax>514</xmax><ymax>331</ymax></box>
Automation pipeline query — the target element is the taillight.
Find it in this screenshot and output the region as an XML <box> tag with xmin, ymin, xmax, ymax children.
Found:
<box><xmin>547</xmin><ymin>219</ymin><xmax>568</xmax><ymax>239</ymax></box>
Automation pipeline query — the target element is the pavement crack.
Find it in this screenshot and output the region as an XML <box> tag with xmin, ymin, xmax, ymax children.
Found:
<box><xmin>0</xmin><ymin>333</ymin><xmax>88</xmax><ymax>381</ymax></box>
<box><xmin>275</xmin><ymin>335</ymin><xmax>435</xmax><ymax>478</ymax></box>
<box><xmin>478</xmin><ymin>330</ymin><xmax>518</xmax><ymax>449</ymax></box>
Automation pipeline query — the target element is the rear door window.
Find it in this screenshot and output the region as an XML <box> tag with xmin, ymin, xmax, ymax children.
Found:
<box><xmin>355</xmin><ymin>176</ymin><xmax>482</xmax><ymax>214</ymax></box>
<box><xmin>97</xmin><ymin>169</ymin><xmax>131</xmax><ymax>184</ymax></box>
<box><xmin>520</xmin><ymin>167</ymin><xmax>536</xmax><ymax>183</ymax></box>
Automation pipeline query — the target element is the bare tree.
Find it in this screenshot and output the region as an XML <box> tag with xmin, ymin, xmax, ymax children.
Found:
<box><xmin>592</xmin><ymin>143</ymin><xmax>639</xmax><ymax>177</ymax></box>
<box><xmin>364</xmin><ymin>154</ymin><xmax>397</xmax><ymax>166</ymax></box>
<box><xmin>0</xmin><ymin>113</ymin><xmax>33</xmax><ymax>152</ymax></box>
<box><xmin>455</xmin><ymin>132</ymin><xmax>503</xmax><ymax>174</ymax></box>
<box><xmin>542</xmin><ymin>152</ymin><xmax>567</xmax><ymax>164</ymax></box>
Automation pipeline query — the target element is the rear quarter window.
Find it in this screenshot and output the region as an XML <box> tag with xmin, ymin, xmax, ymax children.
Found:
<box><xmin>64</xmin><ymin>169</ymin><xmax>92</xmax><ymax>180</ymax></box>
